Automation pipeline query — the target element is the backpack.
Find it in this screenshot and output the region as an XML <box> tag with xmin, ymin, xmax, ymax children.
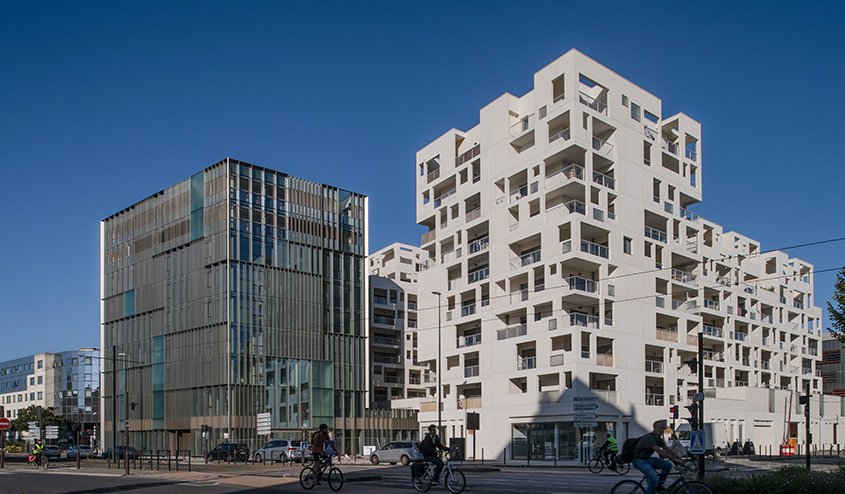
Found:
<box><xmin>619</xmin><ymin>437</ymin><xmax>640</xmax><ymax>463</ymax></box>
<box><xmin>419</xmin><ymin>435</ymin><xmax>436</xmax><ymax>456</ymax></box>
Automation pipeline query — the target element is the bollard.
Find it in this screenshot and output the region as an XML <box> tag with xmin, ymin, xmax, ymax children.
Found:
<box><xmin>168</xmin><ymin>451</ymin><xmax>172</xmax><ymax>471</ymax></box>
<box><xmin>188</xmin><ymin>451</ymin><xmax>191</xmax><ymax>472</ymax></box>
<box><xmin>554</xmin><ymin>447</ymin><xmax>557</xmax><ymax>467</ymax></box>
<box><xmin>481</xmin><ymin>448</ymin><xmax>484</xmax><ymax>465</ymax></box>
<box><xmin>176</xmin><ymin>450</ymin><xmax>180</xmax><ymax>471</ymax></box>
<box><xmin>503</xmin><ymin>447</ymin><xmax>506</xmax><ymax>466</ymax></box>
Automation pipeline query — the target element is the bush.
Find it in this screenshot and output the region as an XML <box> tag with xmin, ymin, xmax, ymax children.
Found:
<box><xmin>4</xmin><ymin>442</ymin><xmax>22</xmax><ymax>453</ymax></box>
<box><xmin>704</xmin><ymin>466</ymin><xmax>845</xmax><ymax>494</ymax></box>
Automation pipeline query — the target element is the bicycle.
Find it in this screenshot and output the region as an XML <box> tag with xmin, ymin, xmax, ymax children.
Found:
<box><xmin>300</xmin><ymin>453</ymin><xmax>344</xmax><ymax>491</ymax></box>
<box><xmin>611</xmin><ymin>461</ymin><xmax>712</xmax><ymax>494</ymax></box>
<box><xmin>587</xmin><ymin>450</ymin><xmax>630</xmax><ymax>475</ymax></box>
<box><xmin>29</xmin><ymin>453</ymin><xmax>49</xmax><ymax>470</ymax></box>
<box><xmin>411</xmin><ymin>448</ymin><xmax>465</xmax><ymax>494</ymax></box>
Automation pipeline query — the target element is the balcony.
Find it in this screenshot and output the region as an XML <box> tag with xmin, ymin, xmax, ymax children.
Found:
<box><xmin>510</xmin><ymin>184</ymin><xmax>529</xmax><ymax>203</ymax></box>
<box><xmin>564</xmin><ymin>199</ymin><xmax>587</xmax><ymax>215</ymax></box>
<box><xmin>497</xmin><ymin>324</ymin><xmax>527</xmax><ymax>340</ymax></box>
<box><xmin>731</xmin><ymin>331</ymin><xmax>748</xmax><ymax>342</ymax></box>
<box><xmin>645</xmin><ymin>360</ymin><xmax>664</xmax><ymax>373</ymax></box>
<box><xmin>645</xmin><ymin>393</ymin><xmax>664</xmax><ymax>406</ymax></box>
<box><xmin>685</xmin><ymin>148</ymin><xmax>698</xmax><ymax>161</ymax></box>
<box><xmin>703</xmin><ymin>351</ymin><xmax>724</xmax><ymax>362</ymax></box>
<box><xmin>420</xmin><ymin>401</ymin><xmax>437</xmax><ymax>412</ymax></box>
<box><xmin>702</xmin><ymin>325</ymin><xmax>723</xmax><ymax>338</ymax></box>
<box><xmin>547</xmin><ymin>164</ymin><xmax>585</xmax><ymax>190</ymax></box>
<box><xmin>644</xmin><ymin>226</ymin><xmax>668</xmax><ymax>243</ymax></box>
<box><xmin>519</xmin><ymin>249</ymin><xmax>542</xmax><ymax>267</ymax></box>
<box><xmin>466</xmin><ymin>207</ymin><xmax>481</xmax><ymax>223</ymax></box>
<box><xmin>461</xmin><ymin>303</ymin><xmax>476</xmax><ymax>317</ymax></box>
<box><xmin>596</xmin><ymin>354</ymin><xmax>614</xmax><ymax>367</ymax></box>
<box><xmin>566</xmin><ymin>276</ymin><xmax>597</xmax><ymax>293</ymax></box>
<box><xmin>569</xmin><ymin>313</ymin><xmax>599</xmax><ymax>329</ymax></box>
<box><xmin>427</xmin><ymin>168</ymin><xmax>441</xmax><ymax>183</ymax></box>
<box><xmin>467</xmin><ymin>266</ymin><xmax>490</xmax><ymax>284</ymax></box>
<box><xmin>421</xmin><ymin>230</ymin><xmax>436</xmax><ymax>244</ymax></box>
<box><xmin>679</xmin><ymin>207</ymin><xmax>701</xmax><ymax>222</ymax></box>
<box><xmin>373</xmin><ymin>355</ymin><xmax>400</xmax><ymax>364</ymax></box>
<box><xmin>671</xmin><ymin>268</ymin><xmax>697</xmax><ymax>285</ymax></box>
<box><xmin>703</xmin><ymin>299</ymin><xmax>720</xmax><ymax>311</ymax></box>
<box><xmin>592</xmin><ymin>170</ymin><xmax>616</xmax><ymax>189</ymax></box>
<box><xmin>469</xmin><ymin>236</ymin><xmax>489</xmax><ymax>254</ymax></box>
<box><xmin>662</xmin><ymin>139</ymin><xmax>679</xmax><ymax>156</ymax></box>
<box><xmin>550</xmin><ymin>354</ymin><xmax>565</xmax><ymax>366</ymax></box>
<box><xmin>372</xmin><ymin>336</ymin><xmax>400</xmax><ymax>346</ymax></box>
<box><xmin>579</xmin><ymin>91</ymin><xmax>608</xmax><ymax>115</ymax></box>
<box><xmin>434</xmin><ymin>189</ymin><xmax>456</xmax><ymax>208</ymax></box>
<box><xmin>517</xmin><ymin>356</ymin><xmax>537</xmax><ymax>371</ymax></box>
<box><xmin>456</xmin><ymin>144</ymin><xmax>481</xmax><ymax>166</ymax></box>
<box><xmin>549</xmin><ymin>127</ymin><xmax>571</xmax><ymax>144</ymax></box>
<box><xmin>372</xmin><ymin>315</ymin><xmax>397</xmax><ymax>327</ymax></box>
<box><xmin>460</xmin><ymin>396</ymin><xmax>483</xmax><ymax>409</ymax></box>
<box><xmin>656</xmin><ymin>328</ymin><xmax>678</xmax><ymax>342</ymax></box>
<box><xmin>464</xmin><ymin>366</ymin><xmax>480</xmax><ymax>378</ymax></box>
<box><xmin>457</xmin><ymin>333</ymin><xmax>481</xmax><ymax>348</ymax></box>
<box><xmin>592</xmin><ymin>389</ymin><xmax>617</xmax><ymax>404</ymax></box>
<box><xmin>581</xmin><ymin>240</ymin><xmax>609</xmax><ymax>259</ymax></box>
<box><xmin>373</xmin><ymin>295</ymin><xmax>389</xmax><ymax>306</ymax></box>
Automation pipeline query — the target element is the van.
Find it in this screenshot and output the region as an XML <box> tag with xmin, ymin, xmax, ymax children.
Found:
<box><xmin>674</xmin><ymin>423</ymin><xmax>729</xmax><ymax>458</ymax></box>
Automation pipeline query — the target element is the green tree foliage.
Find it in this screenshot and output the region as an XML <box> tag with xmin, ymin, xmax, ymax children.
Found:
<box><xmin>829</xmin><ymin>267</ymin><xmax>845</xmax><ymax>343</ymax></box>
<box><xmin>11</xmin><ymin>405</ymin><xmax>65</xmax><ymax>433</ymax></box>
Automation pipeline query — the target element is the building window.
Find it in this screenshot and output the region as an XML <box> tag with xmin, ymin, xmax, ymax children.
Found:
<box><xmin>631</xmin><ymin>102</ymin><xmax>641</xmax><ymax>122</ymax></box>
<box><xmin>37</xmin><ymin>392</ymin><xmax>42</xmax><ymax>400</ymax></box>
<box><xmin>29</xmin><ymin>377</ymin><xmax>34</xmax><ymax>386</ymax></box>
<box><xmin>622</xmin><ymin>95</ymin><xmax>629</xmax><ymax>107</ymax></box>
<box><xmin>624</xmin><ymin>237</ymin><xmax>632</xmax><ymax>255</ymax></box>
<box><xmin>539</xmin><ymin>106</ymin><xmax>547</xmax><ymax>119</ymax></box>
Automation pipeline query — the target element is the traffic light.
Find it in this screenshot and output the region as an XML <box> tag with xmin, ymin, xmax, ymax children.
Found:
<box><xmin>669</xmin><ymin>405</ymin><xmax>679</xmax><ymax>420</ymax></box>
<box><xmin>684</xmin><ymin>403</ymin><xmax>699</xmax><ymax>430</ymax></box>
<box><xmin>798</xmin><ymin>396</ymin><xmax>809</xmax><ymax>405</ymax></box>
<box><xmin>684</xmin><ymin>358</ymin><xmax>698</xmax><ymax>372</ymax></box>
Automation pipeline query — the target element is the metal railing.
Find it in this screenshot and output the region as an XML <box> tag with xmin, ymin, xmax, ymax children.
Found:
<box><xmin>579</xmin><ymin>91</ymin><xmax>608</xmax><ymax>114</ymax></box>
<box><xmin>703</xmin><ymin>325</ymin><xmax>723</xmax><ymax>338</ymax></box>
<box><xmin>569</xmin><ymin>313</ymin><xmax>599</xmax><ymax>328</ymax></box>
<box><xmin>372</xmin><ymin>336</ymin><xmax>400</xmax><ymax>346</ymax></box>
<box><xmin>644</xmin><ymin>226</ymin><xmax>668</xmax><ymax>243</ymax></box>
<box><xmin>421</xmin><ymin>230</ymin><xmax>435</xmax><ymax>244</ymax></box>
<box><xmin>520</xmin><ymin>249</ymin><xmax>541</xmax><ymax>266</ymax></box>
<box><xmin>679</xmin><ymin>207</ymin><xmax>700</xmax><ymax>222</ymax></box>
<box><xmin>461</xmin><ymin>303</ymin><xmax>476</xmax><ymax>317</ymax></box>
<box><xmin>469</xmin><ymin>236</ymin><xmax>489</xmax><ymax>254</ymax></box>
<box><xmin>434</xmin><ymin>189</ymin><xmax>456</xmax><ymax>207</ymax></box>
<box><xmin>580</xmin><ymin>239</ymin><xmax>608</xmax><ymax>258</ymax></box>
<box><xmin>645</xmin><ymin>360</ymin><xmax>664</xmax><ymax>373</ymax></box>
<box><xmin>592</xmin><ymin>170</ymin><xmax>615</xmax><ymax>189</ymax></box>
<box><xmin>427</xmin><ymin>168</ymin><xmax>441</xmax><ymax>183</ymax></box>
<box><xmin>671</xmin><ymin>268</ymin><xmax>697</xmax><ymax>285</ymax></box>
<box><xmin>467</xmin><ymin>266</ymin><xmax>490</xmax><ymax>283</ymax></box>
<box><xmin>549</xmin><ymin>127</ymin><xmax>571</xmax><ymax>143</ymax></box>
<box><xmin>546</xmin><ymin>164</ymin><xmax>584</xmax><ymax>188</ymax></box>
<box><xmin>566</xmin><ymin>276</ymin><xmax>597</xmax><ymax>293</ymax></box>
<box><xmin>645</xmin><ymin>393</ymin><xmax>664</xmax><ymax>406</ymax></box>
<box><xmin>372</xmin><ymin>315</ymin><xmax>396</xmax><ymax>326</ymax></box>
<box><xmin>456</xmin><ymin>144</ymin><xmax>481</xmax><ymax>166</ymax></box>
<box><xmin>732</xmin><ymin>331</ymin><xmax>748</xmax><ymax>342</ymax></box>
<box><xmin>592</xmin><ymin>136</ymin><xmax>614</xmax><ymax>154</ymax></box>
<box><xmin>517</xmin><ymin>356</ymin><xmax>537</xmax><ymax>370</ymax></box>
<box><xmin>458</xmin><ymin>333</ymin><xmax>481</xmax><ymax>348</ymax></box>
<box><xmin>497</xmin><ymin>324</ymin><xmax>527</xmax><ymax>340</ymax></box>
<box><xmin>685</xmin><ymin>148</ymin><xmax>697</xmax><ymax>161</ymax></box>
<box><xmin>703</xmin><ymin>299</ymin><xmax>720</xmax><ymax>310</ymax></box>
<box><xmin>564</xmin><ymin>199</ymin><xmax>586</xmax><ymax>215</ymax></box>
<box><xmin>466</xmin><ymin>207</ymin><xmax>481</xmax><ymax>222</ymax></box>
<box><xmin>464</xmin><ymin>366</ymin><xmax>480</xmax><ymax>378</ymax></box>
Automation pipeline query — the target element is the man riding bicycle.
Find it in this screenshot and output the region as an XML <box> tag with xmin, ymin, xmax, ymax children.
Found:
<box><xmin>632</xmin><ymin>420</ymin><xmax>684</xmax><ymax>494</ymax></box>
<box><xmin>598</xmin><ymin>433</ymin><xmax>619</xmax><ymax>470</ymax></box>
<box><xmin>310</xmin><ymin>424</ymin><xmax>335</xmax><ymax>484</ymax></box>
<box><xmin>420</xmin><ymin>424</ymin><xmax>450</xmax><ymax>485</ymax></box>
<box><xmin>33</xmin><ymin>438</ymin><xmax>46</xmax><ymax>461</ymax></box>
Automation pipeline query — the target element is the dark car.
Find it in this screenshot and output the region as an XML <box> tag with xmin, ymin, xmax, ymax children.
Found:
<box><xmin>206</xmin><ymin>443</ymin><xmax>249</xmax><ymax>462</ymax></box>
<box><xmin>43</xmin><ymin>445</ymin><xmax>62</xmax><ymax>459</ymax></box>
<box><xmin>100</xmin><ymin>446</ymin><xmax>140</xmax><ymax>460</ymax></box>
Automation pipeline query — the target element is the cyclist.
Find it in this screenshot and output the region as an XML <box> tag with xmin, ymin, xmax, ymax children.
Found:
<box><xmin>598</xmin><ymin>433</ymin><xmax>619</xmax><ymax>470</ymax></box>
<box><xmin>33</xmin><ymin>438</ymin><xmax>46</xmax><ymax>466</ymax></box>
<box><xmin>310</xmin><ymin>424</ymin><xmax>334</xmax><ymax>484</ymax></box>
<box><xmin>420</xmin><ymin>424</ymin><xmax>450</xmax><ymax>485</ymax></box>
<box><xmin>631</xmin><ymin>420</ymin><xmax>684</xmax><ymax>494</ymax></box>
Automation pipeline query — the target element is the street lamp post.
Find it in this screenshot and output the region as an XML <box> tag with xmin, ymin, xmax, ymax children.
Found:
<box><xmin>118</xmin><ymin>352</ymin><xmax>129</xmax><ymax>476</ymax></box>
<box><xmin>432</xmin><ymin>291</ymin><xmax>442</xmax><ymax>434</ymax></box>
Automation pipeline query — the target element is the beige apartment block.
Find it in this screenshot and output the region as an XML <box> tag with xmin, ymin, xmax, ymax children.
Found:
<box><xmin>413</xmin><ymin>49</ymin><xmax>830</xmax><ymax>461</ymax></box>
<box><xmin>368</xmin><ymin>243</ymin><xmax>436</xmax><ymax>411</ymax></box>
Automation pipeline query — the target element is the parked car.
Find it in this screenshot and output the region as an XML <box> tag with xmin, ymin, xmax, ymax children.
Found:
<box><xmin>100</xmin><ymin>446</ymin><xmax>140</xmax><ymax>460</ymax></box>
<box><xmin>67</xmin><ymin>445</ymin><xmax>94</xmax><ymax>459</ymax></box>
<box><xmin>206</xmin><ymin>443</ymin><xmax>249</xmax><ymax>462</ymax></box>
<box><xmin>369</xmin><ymin>441</ymin><xmax>423</xmax><ymax>466</ymax></box>
<box><xmin>253</xmin><ymin>439</ymin><xmax>305</xmax><ymax>462</ymax></box>
<box><xmin>43</xmin><ymin>445</ymin><xmax>62</xmax><ymax>459</ymax></box>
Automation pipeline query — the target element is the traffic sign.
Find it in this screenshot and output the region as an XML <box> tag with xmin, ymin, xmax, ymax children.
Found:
<box><xmin>45</xmin><ymin>425</ymin><xmax>59</xmax><ymax>439</ymax></box>
<box><xmin>257</xmin><ymin>412</ymin><xmax>272</xmax><ymax>435</ymax></box>
<box><xmin>575</xmin><ymin>421</ymin><xmax>599</xmax><ymax>429</ymax></box>
<box><xmin>574</xmin><ymin>396</ymin><xmax>599</xmax><ymax>402</ymax></box>
<box><xmin>574</xmin><ymin>402</ymin><xmax>598</xmax><ymax>411</ymax></box>
<box><xmin>693</xmin><ymin>392</ymin><xmax>705</xmax><ymax>402</ymax></box>
<box><xmin>690</xmin><ymin>430</ymin><xmax>705</xmax><ymax>454</ymax></box>
<box><xmin>574</xmin><ymin>412</ymin><xmax>598</xmax><ymax>421</ymax></box>
<box><xmin>0</xmin><ymin>418</ymin><xmax>10</xmax><ymax>430</ymax></box>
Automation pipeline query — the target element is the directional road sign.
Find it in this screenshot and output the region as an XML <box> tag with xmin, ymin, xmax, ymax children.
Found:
<box><xmin>0</xmin><ymin>418</ymin><xmax>10</xmax><ymax>430</ymax></box>
<box><xmin>574</xmin><ymin>402</ymin><xmax>598</xmax><ymax>411</ymax></box>
<box><xmin>45</xmin><ymin>425</ymin><xmax>59</xmax><ymax>439</ymax></box>
<box><xmin>574</xmin><ymin>412</ymin><xmax>598</xmax><ymax>421</ymax></box>
<box><xmin>257</xmin><ymin>412</ymin><xmax>272</xmax><ymax>435</ymax></box>
<box><xmin>575</xmin><ymin>421</ymin><xmax>599</xmax><ymax>429</ymax></box>
<box><xmin>689</xmin><ymin>430</ymin><xmax>705</xmax><ymax>454</ymax></box>
<box><xmin>693</xmin><ymin>392</ymin><xmax>705</xmax><ymax>403</ymax></box>
<box><xmin>574</xmin><ymin>396</ymin><xmax>599</xmax><ymax>402</ymax></box>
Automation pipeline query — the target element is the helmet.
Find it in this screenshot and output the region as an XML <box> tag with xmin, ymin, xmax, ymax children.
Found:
<box><xmin>319</xmin><ymin>423</ymin><xmax>329</xmax><ymax>431</ymax></box>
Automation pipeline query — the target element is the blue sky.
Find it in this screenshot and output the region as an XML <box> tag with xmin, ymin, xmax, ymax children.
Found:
<box><xmin>1</xmin><ymin>1</ymin><xmax>843</xmax><ymax>360</ymax></box>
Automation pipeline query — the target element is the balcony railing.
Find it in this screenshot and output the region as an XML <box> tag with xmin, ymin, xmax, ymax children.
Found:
<box><xmin>655</xmin><ymin>296</ymin><xmax>665</xmax><ymax>308</ymax></box>
<box><xmin>566</xmin><ymin>276</ymin><xmax>597</xmax><ymax>293</ymax></box>
<box><xmin>679</xmin><ymin>207</ymin><xmax>701</xmax><ymax>222</ymax></box>
<box><xmin>644</xmin><ymin>226</ymin><xmax>668</xmax><ymax>243</ymax></box>
<box><xmin>373</xmin><ymin>355</ymin><xmax>400</xmax><ymax>364</ymax></box>
<box><xmin>461</xmin><ymin>303</ymin><xmax>476</xmax><ymax>317</ymax></box>
<box><xmin>467</xmin><ymin>266</ymin><xmax>489</xmax><ymax>284</ymax></box>
<box><xmin>456</xmin><ymin>144</ymin><xmax>481</xmax><ymax>166</ymax></box>
<box><xmin>469</xmin><ymin>236</ymin><xmax>489</xmax><ymax>254</ymax></box>
<box><xmin>510</xmin><ymin>184</ymin><xmax>529</xmax><ymax>202</ymax></box>
<box><xmin>520</xmin><ymin>249</ymin><xmax>542</xmax><ymax>267</ymax></box>
<box><xmin>372</xmin><ymin>336</ymin><xmax>400</xmax><ymax>346</ymax></box>
<box><xmin>373</xmin><ymin>295</ymin><xmax>389</xmax><ymax>305</ymax></box>
<box><xmin>420</xmin><ymin>401</ymin><xmax>437</xmax><ymax>412</ymax></box>
<box><xmin>517</xmin><ymin>356</ymin><xmax>537</xmax><ymax>370</ymax></box>
<box><xmin>592</xmin><ymin>136</ymin><xmax>614</xmax><ymax>154</ymax></box>
<box><xmin>579</xmin><ymin>91</ymin><xmax>608</xmax><ymax>114</ymax></box>
<box><xmin>569</xmin><ymin>313</ymin><xmax>599</xmax><ymax>329</ymax></box>
<box><xmin>663</xmin><ymin>139</ymin><xmax>678</xmax><ymax>155</ymax></box>
<box><xmin>373</xmin><ymin>315</ymin><xmax>397</xmax><ymax>326</ymax></box>
<box><xmin>685</xmin><ymin>148</ymin><xmax>697</xmax><ymax>161</ymax></box>
<box><xmin>703</xmin><ymin>351</ymin><xmax>724</xmax><ymax>362</ymax></box>
<box><xmin>671</xmin><ymin>268</ymin><xmax>697</xmax><ymax>285</ymax></box>
<box><xmin>434</xmin><ymin>189</ymin><xmax>456</xmax><ymax>207</ymax></box>
<box><xmin>457</xmin><ymin>333</ymin><xmax>481</xmax><ymax>348</ymax></box>
<box><xmin>549</xmin><ymin>127</ymin><xmax>571</xmax><ymax>143</ymax></box>
<box><xmin>703</xmin><ymin>325</ymin><xmax>723</xmax><ymax>338</ymax></box>
<box><xmin>550</xmin><ymin>354</ymin><xmax>565</xmax><ymax>366</ymax></box>
<box><xmin>592</xmin><ymin>170</ymin><xmax>616</xmax><ymax>189</ymax></box>
<box><xmin>547</xmin><ymin>164</ymin><xmax>585</xmax><ymax>188</ymax></box>
<box><xmin>466</xmin><ymin>207</ymin><xmax>481</xmax><ymax>222</ymax></box>
<box><xmin>596</xmin><ymin>354</ymin><xmax>614</xmax><ymax>367</ymax></box>
<box><xmin>421</xmin><ymin>230</ymin><xmax>436</xmax><ymax>244</ymax></box>
<box><xmin>581</xmin><ymin>239</ymin><xmax>609</xmax><ymax>259</ymax></box>
<box><xmin>645</xmin><ymin>393</ymin><xmax>664</xmax><ymax>406</ymax></box>
<box><xmin>497</xmin><ymin>324</ymin><xmax>527</xmax><ymax>340</ymax></box>
<box><xmin>732</xmin><ymin>331</ymin><xmax>748</xmax><ymax>342</ymax></box>
<box><xmin>427</xmin><ymin>168</ymin><xmax>441</xmax><ymax>183</ymax></box>
<box><xmin>645</xmin><ymin>360</ymin><xmax>664</xmax><ymax>373</ymax></box>
<box><xmin>464</xmin><ymin>366</ymin><xmax>480</xmax><ymax>378</ymax></box>
<box><xmin>656</xmin><ymin>328</ymin><xmax>678</xmax><ymax>342</ymax></box>
<box><xmin>564</xmin><ymin>199</ymin><xmax>587</xmax><ymax>215</ymax></box>
<box><xmin>703</xmin><ymin>299</ymin><xmax>720</xmax><ymax>311</ymax></box>
<box><xmin>592</xmin><ymin>389</ymin><xmax>617</xmax><ymax>404</ymax></box>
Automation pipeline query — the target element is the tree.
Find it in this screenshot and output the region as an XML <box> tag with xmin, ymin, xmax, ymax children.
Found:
<box><xmin>829</xmin><ymin>267</ymin><xmax>845</xmax><ymax>343</ymax></box>
<box><xmin>11</xmin><ymin>405</ymin><xmax>64</xmax><ymax>434</ymax></box>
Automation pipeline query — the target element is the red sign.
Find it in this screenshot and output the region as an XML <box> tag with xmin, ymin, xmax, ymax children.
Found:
<box><xmin>0</xmin><ymin>418</ymin><xmax>10</xmax><ymax>430</ymax></box>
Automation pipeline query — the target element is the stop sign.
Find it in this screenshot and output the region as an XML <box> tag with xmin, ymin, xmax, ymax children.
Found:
<box><xmin>0</xmin><ymin>418</ymin><xmax>10</xmax><ymax>430</ymax></box>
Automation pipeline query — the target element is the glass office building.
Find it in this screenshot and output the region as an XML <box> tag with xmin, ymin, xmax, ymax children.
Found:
<box><xmin>101</xmin><ymin>158</ymin><xmax>368</xmax><ymax>454</ymax></box>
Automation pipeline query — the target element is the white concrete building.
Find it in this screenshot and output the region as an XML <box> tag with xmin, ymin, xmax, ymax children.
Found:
<box><xmin>413</xmin><ymin>49</ymin><xmax>829</xmax><ymax>460</ymax></box>
<box><xmin>368</xmin><ymin>243</ymin><xmax>436</xmax><ymax>409</ymax></box>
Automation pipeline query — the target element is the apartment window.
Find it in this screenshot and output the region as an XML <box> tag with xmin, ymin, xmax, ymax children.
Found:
<box><xmin>631</xmin><ymin>102</ymin><xmax>641</xmax><ymax>122</ymax></box>
<box><xmin>37</xmin><ymin>360</ymin><xmax>42</xmax><ymax>369</ymax></box>
<box><xmin>624</xmin><ymin>237</ymin><xmax>632</xmax><ymax>255</ymax></box>
<box><xmin>539</xmin><ymin>106</ymin><xmax>547</xmax><ymax>119</ymax></box>
<box><xmin>37</xmin><ymin>376</ymin><xmax>42</xmax><ymax>384</ymax></box>
<box><xmin>622</xmin><ymin>95</ymin><xmax>629</xmax><ymax>107</ymax></box>
<box><xmin>29</xmin><ymin>377</ymin><xmax>34</xmax><ymax>386</ymax></box>
<box><xmin>37</xmin><ymin>391</ymin><xmax>42</xmax><ymax>400</ymax></box>
<box><xmin>29</xmin><ymin>392</ymin><xmax>35</xmax><ymax>401</ymax></box>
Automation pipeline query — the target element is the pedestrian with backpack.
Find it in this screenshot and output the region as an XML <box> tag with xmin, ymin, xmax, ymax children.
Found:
<box><xmin>630</xmin><ymin>420</ymin><xmax>684</xmax><ymax>494</ymax></box>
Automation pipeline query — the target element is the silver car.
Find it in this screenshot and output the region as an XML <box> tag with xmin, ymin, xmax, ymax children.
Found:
<box><xmin>253</xmin><ymin>439</ymin><xmax>305</xmax><ymax>462</ymax></box>
<box><xmin>369</xmin><ymin>441</ymin><xmax>423</xmax><ymax>466</ymax></box>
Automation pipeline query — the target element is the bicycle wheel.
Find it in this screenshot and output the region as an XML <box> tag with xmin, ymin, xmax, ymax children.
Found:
<box><xmin>412</xmin><ymin>472</ymin><xmax>433</xmax><ymax>492</ymax></box>
<box><xmin>615</xmin><ymin>461</ymin><xmax>631</xmax><ymax>475</ymax></box>
<box><xmin>670</xmin><ymin>480</ymin><xmax>713</xmax><ymax>494</ymax></box>
<box><xmin>299</xmin><ymin>466</ymin><xmax>317</xmax><ymax>490</ymax></box>
<box><xmin>328</xmin><ymin>467</ymin><xmax>344</xmax><ymax>491</ymax></box>
<box><xmin>681</xmin><ymin>460</ymin><xmax>698</xmax><ymax>479</ymax></box>
<box><xmin>587</xmin><ymin>457</ymin><xmax>604</xmax><ymax>474</ymax></box>
<box><xmin>611</xmin><ymin>480</ymin><xmax>645</xmax><ymax>494</ymax></box>
<box><xmin>445</xmin><ymin>469</ymin><xmax>466</xmax><ymax>494</ymax></box>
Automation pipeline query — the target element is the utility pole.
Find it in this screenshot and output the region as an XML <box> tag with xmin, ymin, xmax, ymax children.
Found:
<box><xmin>802</xmin><ymin>383</ymin><xmax>811</xmax><ymax>471</ymax></box>
<box><xmin>432</xmin><ymin>290</ymin><xmax>442</xmax><ymax>435</ymax></box>
<box><xmin>112</xmin><ymin>345</ymin><xmax>117</xmax><ymax>465</ymax></box>
<box><xmin>698</xmin><ymin>333</ymin><xmax>705</xmax><ymax>478</ymax></box>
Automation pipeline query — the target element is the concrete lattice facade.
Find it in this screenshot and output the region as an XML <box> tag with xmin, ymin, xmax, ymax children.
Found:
<box><xmin>413</xmin><ymin>49</ymin><xmax>828</xmax><ymax>460</ymax></box>
<box><xmin>100</xmin><ymin>158</ymin><xmax>368</xmax><ymax>455</ymax></box>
